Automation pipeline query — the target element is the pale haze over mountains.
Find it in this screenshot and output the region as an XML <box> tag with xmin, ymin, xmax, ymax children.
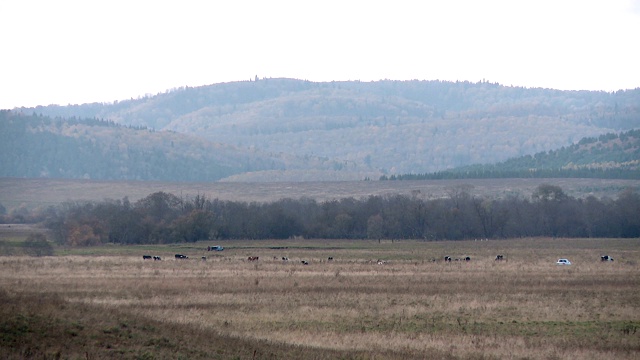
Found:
<box><xmin>11</xmin><ymin>79</ymin><xmax>640</xmax><ymax>181</ymax></box>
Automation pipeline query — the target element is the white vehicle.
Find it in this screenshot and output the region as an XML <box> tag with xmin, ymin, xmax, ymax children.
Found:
<box><xmin>556</xmin><ymin>258</ymin><xmax>571</xmax><ymax>265</ymax></box>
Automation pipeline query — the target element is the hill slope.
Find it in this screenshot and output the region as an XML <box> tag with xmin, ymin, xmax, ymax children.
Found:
<box><xmin>0</xmin><ymin>111</ymin><xmax>299</xmax><ymax>181</ymax></box>
<box><xmin>387</xmin><ymin>129</ymin><xmax>640</xmax><ymax>180</ymax></box>
<box><xmin>14</xmin><ymin>79</ymin><xmax>640</xmax><ymax>179</ymax></box>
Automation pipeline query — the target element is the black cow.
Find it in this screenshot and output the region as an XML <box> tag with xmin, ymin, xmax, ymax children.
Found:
<box><xmin>464</xmin><ymin>256</ymin><xmax>471</xmax><ymax>262</ymax></box>
<box><xmin>601</xmin><ymin>255</ymin><xmax>614</xmax><ymax>262</ymax></box>
<box><xmin>328</xmin><ymin>257</ymin><xmax>334</xmax><ymax>261</ymax></box>
<box><xmin>301</xmin><ymin>260</ymin><xmax>309</xmax><ymax>265</ymax></box>
<box><xmin>143</xmin><ymin>255</ymin><xmax>152</xmax><ymax>260</ymax></box>
<box><xmin>153</xmin><ymin>256</ymin><xmax>162</xmax><ymax>261</ymax></box>
<box><xmin>282</xmin><ymin>257</ymin><xmax>289</xmax><ymax>261</ymax></box>
<box><xmin>444</xmin><ymin>256</ymin><xmax>452</xmax><ymax>262</ymax></box>
<box><xmin>495</xmin><ymin>255</ymin><xmax>504</xmax><ymax>261</ymax></box>
<box><xmin>175</xmin><ymin>254</ymin><xmax>188</xmax><ymax>259</ymax></box>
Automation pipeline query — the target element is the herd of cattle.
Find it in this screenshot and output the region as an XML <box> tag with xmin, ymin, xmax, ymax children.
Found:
<box><xmin>443</xmin><ymin>256</ymin><xmax>472</xmax><ymax>262</ymax></box>
<box><xmin>142</xmin><ymin>253</ymin><xmax>616</xmax><ymax>264</ymax></box>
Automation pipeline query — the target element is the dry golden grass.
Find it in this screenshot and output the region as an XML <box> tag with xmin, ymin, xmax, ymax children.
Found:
<box><xmin>0</xmin><ymin>238</ymin><xmax>639</xmax><ymax>359</ymax></box>
<box><xmin>2</xmin><ymin>177</ymin><xmax>639</xmax><ymax>211</ymax></box>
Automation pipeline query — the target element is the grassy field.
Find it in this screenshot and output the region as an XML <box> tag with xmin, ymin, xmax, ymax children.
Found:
<box><xmin>1</xmin><ymin>177</ymin><xmax>639</xmax><ymax>211</ymax></box>
<box><xmin>0</xmin><ymin>234</ymin><xmax>638</xmax><ymax>359</ymax></box>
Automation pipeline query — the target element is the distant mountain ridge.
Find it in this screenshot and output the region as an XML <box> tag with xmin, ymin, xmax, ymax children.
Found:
<box><xmin>11</xmin><ymin>79</ymin><xmax>640</xmax><ymax>180</ymax></box>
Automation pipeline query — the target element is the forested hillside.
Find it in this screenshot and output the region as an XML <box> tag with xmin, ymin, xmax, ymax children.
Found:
<box><xmin>386</xmin><ymin>129</ymin><xmax>640</xmax><ymax>180</ymax></box>
<box><xmin>0</xmin><ymin>111</ymin><xmax>304</xmax><ymax>181</ymax></box>
<box><xmin>17</xmin><ymin>79</ymin><xmax>640</xmax><ymax>179</ymax></box>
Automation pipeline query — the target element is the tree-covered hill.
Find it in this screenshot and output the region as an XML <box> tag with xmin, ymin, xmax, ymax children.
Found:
<box><xmin>385</xmin><ymin>129</ymin><xmax>640</xmax><ymax>180</ymax></box>
<box><xmin>13</xmin><ymin>79</ymin><xmax>640</xmax><ymax>179</ymax></box>
<box><xmin>1</xmin><ymin>111</ymin><xmax>362</xmax><ymax>181</ymax></box>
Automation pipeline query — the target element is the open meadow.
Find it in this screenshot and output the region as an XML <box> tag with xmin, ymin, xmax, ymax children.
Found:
<box><xmin>1</xmin><ymin>177</ymin><xmax>639</xmax><ymax>211</ymax></box>
<box><xmin>0</xmin><ymin>236</ymin><xmax>639</xmax><ymax>359</ymax></box>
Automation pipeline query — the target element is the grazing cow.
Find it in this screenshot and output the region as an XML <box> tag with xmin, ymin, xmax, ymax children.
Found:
<box><xmin>175</xmin><ymin>254</ymin><xmax>188</xmax><ymax>259</ymax></box>
<box><xmin>282</xmin><ymin>257</ymin><xmax>289</xmax><ymax>261</ymax></box>
<box><xmin>248</xmin><ymin>256</ymin><xmax>259</xmax><ymax>261</ymax></box>
<box><xmin>601</xmin><ymin>255</ymin><xmax>614</xmax><ymax>262</ymax></box>
<box><xmin>143</xmin><ymin>255</ymin><xmax>152</xmax><ymax>260</ymax></box>
<box><xmin>328</xmin><ymin>257</ymin><xmax>334</xmax><ymax>261</ymax></box>
<box><xmin>444</xmin><ymin>256</ymin><xmax>452</xmax><ymax>262</ymax></box>
<box><xmin>153</xmin><ymin>256</ymin><xmax>162</xmax><ymax>261</ymax></box>
<box><xmin>464</xmin><ymin>256</ymin><xmax>471</xmax><ymax>262</ymax></box>
<box><xmin>201</xmin><ymin>256</ymin><xmax>207</xmax><ymax>261</ymax></box>
<box><xmin>495</xmin><ymin>255</ymin><xmax>504</xmax><ymax>261</ymax></box>
<box><xmin>301</xmin><ymin>260</ymin><xmax>309</xmax><ymax>265</ymax></box>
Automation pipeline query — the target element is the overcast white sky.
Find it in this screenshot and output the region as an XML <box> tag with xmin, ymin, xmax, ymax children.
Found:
<box><xmin>1</xmin><ymin>0</ymin><xmax>639</xmax><ymax>109</ymax></box>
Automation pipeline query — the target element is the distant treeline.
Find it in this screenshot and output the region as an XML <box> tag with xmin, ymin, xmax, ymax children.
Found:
<box><xmin>8</xmin><ymin>185</ymin><xmax>637</xmax><ymax>245</ymax></box>
<box><xmin>383</xmin><ymin>129</ymin><xmax>640</xmax><ymax>181</ymax></box>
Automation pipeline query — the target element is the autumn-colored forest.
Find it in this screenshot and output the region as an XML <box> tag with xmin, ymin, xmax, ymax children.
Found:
<box><xmin>9</xmin><ymin>79</ymin><xmax>640</xmax><ymax>180</ymax></box>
